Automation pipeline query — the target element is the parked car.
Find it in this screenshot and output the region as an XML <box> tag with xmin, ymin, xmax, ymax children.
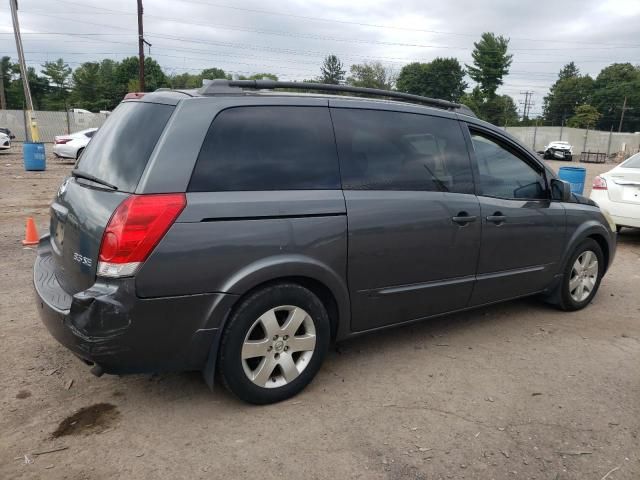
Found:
<box><xmin>543</xmin><ymin>141</ymin><xmax>573</xmax><ymax>161</ymax></box>
<box><xmin>33</xmin><ymin>81</ymin><xmax>617</xmax><ymax>404</ymax></box>
<box><xmin>0</xmin><ymin>131</ymin><xmax>11</xmax><ymax>150</ymax></box>
<box><xmin>590</xmin><ymin>152</ymin><xmax>640</xmax><ymax>231</ymax></box>
<box><xmin>53</xmin><ymin>128</ymin><xmax>98</xmax><ymax>160</ymax></box>
<box><xmin>0</xmin><ymin>127</ymin><xmax>16</xmax><ymax>140</ymax></box>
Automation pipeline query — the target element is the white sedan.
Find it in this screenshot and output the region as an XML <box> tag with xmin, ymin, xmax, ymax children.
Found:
<box><xmin>0</xmin><ymin>131</ymin><xmax>11</xmax><ymax>150</ymax></box>
<box><xmin>590</xmin><ymin>153</ymin><xmax>640</xmax><ymax>230</ymax></box>
<box><xmin>53</xmin><ymin>128</ymin><xmax>97</xmax><ymax>160</ymax></box>
<box><xmin>543</xmin><ymin>141</ymin><xmax>573</xmax><ymax>161</ymax></box>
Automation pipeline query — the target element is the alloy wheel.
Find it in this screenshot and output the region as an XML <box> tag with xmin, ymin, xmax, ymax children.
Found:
<box><xmin>569</xmin><ymin>250</ymin><xmax>598</xmax><ymax>303</ymax></box>
<box><xmin>241</xmin><ymin>306</ymin><xmax>316</xmax><ymax>388</ymax></box>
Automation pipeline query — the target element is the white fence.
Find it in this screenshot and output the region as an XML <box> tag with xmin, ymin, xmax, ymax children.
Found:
<box><xmin>0</xmin><ymin>110</ymin><xmax>109</xmax><ymax>142</ymax></box>
<box><xmin>505</xmin><ymin>126</ymin><xmax>640</xmax><ymax>157</ymax></box>
<box><xmin>4</xmin><ymin>110</ymin><xmax>640</xmax><ymax>157</ymax></box>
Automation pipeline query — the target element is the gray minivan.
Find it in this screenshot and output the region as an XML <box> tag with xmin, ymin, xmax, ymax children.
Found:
<box><xmin>34</xmin><ymin>80</ymin><xmax>616</xmax><ymax>404</ymax></box>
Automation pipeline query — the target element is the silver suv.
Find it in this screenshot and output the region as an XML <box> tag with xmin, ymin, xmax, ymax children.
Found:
<box><xmin>33</xmin><ymin>80</ymin><xmax>616</xmax><ymax>404</ymax></box>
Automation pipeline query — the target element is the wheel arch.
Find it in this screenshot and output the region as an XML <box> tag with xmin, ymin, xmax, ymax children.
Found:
<box><xmin>560</xmin><ymin>220</ymin><xmax>615</xmax><ymax>272</ymax></box>
<box><xmin>587</xmin><ymin>232</ymin><xmax>610</xmax><ymax>272</ymax></box>
<box><xmin>202</xmin><ymin>256</ymin><xmax>351</xmax><ymax>389</ymax></box>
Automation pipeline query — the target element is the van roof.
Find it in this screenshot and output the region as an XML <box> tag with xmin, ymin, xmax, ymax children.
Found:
<box><xmin>146</xmin><ymin>80</ymin><xmax>477</xmax><ymax>118</ymax></box>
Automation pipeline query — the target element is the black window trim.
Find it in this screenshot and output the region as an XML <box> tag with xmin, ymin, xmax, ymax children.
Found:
<box><xmin>464</xmin><ymin>123</ymin><xmax>551</xmax><ymax>201</ymax></box>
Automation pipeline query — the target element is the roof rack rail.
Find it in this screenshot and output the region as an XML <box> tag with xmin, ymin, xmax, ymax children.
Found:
<box><xmin>198</xmin><ymin>79</ymin><xmax>475</xmax><ymax>116</ymax></box>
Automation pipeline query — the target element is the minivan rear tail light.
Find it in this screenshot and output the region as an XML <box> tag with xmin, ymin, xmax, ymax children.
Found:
<box><xmin>592</xmin><ymin>176</ymin><xmax>608</xmax><ymax>190</ymax></box>
<box><xmin>97</xmin><ymin>193</ymin><xmax>186</xmax><ymax>278</ymax></box>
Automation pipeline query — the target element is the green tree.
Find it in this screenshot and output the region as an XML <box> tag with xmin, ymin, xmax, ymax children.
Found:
<box><xmin>483</xmin><ymin>94</ymin><xmax>518</xmax><ymax>126</ymax></box>
<box><xmin>115</xmin><ymin>56</ymin><xmax>168</xmax><ymax>95</ymax></box>
<box><xmin>460</xmin><ymin>86</ymin><xmax>484</xmax><ymax>117</ymax></box>
<box><xmin>567</xmin><ymin>104</ymin><xmax>601</xmax><ymax>129</ymax></box>
<box><xmin>97</xmin><ymin>59</ymin><xmax>121</xmax><ymax>110</ymax></box>
<box><xmin>396</xmin><ymin>57</ymin><xmax>467</xmax><ymax>102</ymax></box>
<box><xmin>558</xmin><ymin>61</ymin><xmax>580</xmax><ymax>81</ymax></box>
<box><xmin>0</xmin><ymin>56</ymin><xmax>13</xmax><ymax>109</ymax></box>
<box><xmin>168</xmin><ymin>72</ymin><xmax>202</xmax><ymax>89</ymax></box>
<box><xmin>200</xmin><ymin>67</ymin><xmax>228</xmax><ymax>80</ymax></box>
<box><xmin>542</xmin><ymin>63</ymin><xmax>594</xmax><ymax>126</ymax></box>
<box><xmin>591</xmin><ymin>63</ymin><xmax>640</xmax><ymax>131</ymax></box>
<box><xmin>6</xmin><ymin>64</ymin><xmax>49</xmax><ymax>109</ymax></box>
<box><xmin>460</xmin><ymin>88</ymin><xmax>517</xmax><ymax>125</ymax></box>
<box><xmin>41</xmin><ymin>58</ymin><xmax>71</xmax><ymax>108</ymax></box>
<box><xmin>320</xmin><ymin>55</ymin><xmax>345</xmax><ymax>84</ymax></box>
<box><xmin>346</xmin><ymin>61</ymin><xmax>395</xmax><ymax>90</ymax></box>
<box><xmin>465</xmin><ymin>32</ymin><xmax>513</xmax><ymax>98</ymax></box>
<box><xmin>70</xmin><ymin>62</ymin><xmax>101</xmax><ymax>110</ymax></box>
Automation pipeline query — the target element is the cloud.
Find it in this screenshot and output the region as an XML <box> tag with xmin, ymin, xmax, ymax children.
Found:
<box><xmin>1</xmin><ymin>0</ymin><xmax>639</xmax><ymax>114</ymax></box>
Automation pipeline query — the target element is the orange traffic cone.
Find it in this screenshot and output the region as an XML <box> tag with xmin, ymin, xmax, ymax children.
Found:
<box><xmin>22</xmin><ymin>217</ymin><xmax>40</xmax><ymax>246</ymax></box>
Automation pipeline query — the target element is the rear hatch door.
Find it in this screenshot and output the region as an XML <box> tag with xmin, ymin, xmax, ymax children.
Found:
<box><xmin>49</xmin><ymin>101</ymin><xmax>175</xmax><ymax>294</ymax></box>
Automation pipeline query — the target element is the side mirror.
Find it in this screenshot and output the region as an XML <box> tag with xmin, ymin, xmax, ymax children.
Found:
<box><xmin>551</xmin><ymin>178</ymin><xmax>572</xmax><ymax>202</ymax></box>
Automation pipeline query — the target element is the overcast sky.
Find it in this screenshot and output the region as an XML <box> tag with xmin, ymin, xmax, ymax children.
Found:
<box><xmin>2</xmin><ymin>0</ymin><xmax>639</xmax><ymax>116</ymax></box>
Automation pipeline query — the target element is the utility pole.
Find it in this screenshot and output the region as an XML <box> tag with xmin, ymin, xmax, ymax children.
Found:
<box><xmin>137</xmin><ymin>0</ymin><xmax>151</xmax><ymax>92</ymax></box>
<box><xmin>618</xmin><ymin>96</ymin><xmax>628</xmax><ymax>133</ymax></box>
<box><xmin>519</xmin><ymin>91</ymin><xmax>534</xmax><ymax>120</ymax></box>
<box><xmin>0</xmin><ymin>65</ymin><xmax>6</xmax><ymax>109</ymax></box>
<box><xmin>9</xmin><ymin>0</ymin><xmax>38</xmax><ymax>141</ymax></box>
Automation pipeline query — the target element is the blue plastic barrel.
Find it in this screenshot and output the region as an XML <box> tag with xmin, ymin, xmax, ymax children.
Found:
<box><xmin>23</xmin><ymin>142</ymin><xmax>46</xmax><ymax>171</ymax></box>
<box><xmin>558</xmin><ymin>166</ymin><xmax>586</xmax><ymax>195</ymax></box>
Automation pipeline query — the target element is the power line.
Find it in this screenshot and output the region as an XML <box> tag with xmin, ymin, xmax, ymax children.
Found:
<box><xmin>50</xmin><ymin>0</ymin><xmax>640</xmax><ymax>49</ymax></box>
<box><xmin>12</xmin><ymin>10</ymin><xmax>640</xmax><ymax>56</ymax></box>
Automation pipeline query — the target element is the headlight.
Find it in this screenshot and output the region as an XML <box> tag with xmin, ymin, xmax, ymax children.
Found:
<box><xmin>600</xmin><ymin>209</ymin><xmax>617</xmax><ymax>232</ymax></box>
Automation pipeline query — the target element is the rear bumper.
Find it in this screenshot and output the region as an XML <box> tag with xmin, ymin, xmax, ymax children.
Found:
<box><xmin>52</xmin><ymin>144</ymin><xmax>76</xmax><ymax>158</ymax></box>
<box><xmin>590</xmin><ymin>192</ymin><xmax>640</xmax><ymax>228</ymax></box>
<box><xmin>34</xmin><ymin>237</ymin><xmax>235</xmax><ymax>375</ymax></box>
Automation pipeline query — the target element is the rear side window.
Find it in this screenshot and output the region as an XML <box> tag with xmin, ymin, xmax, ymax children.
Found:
<box><xmin>76</xmin><ymin>102</ymin><xmax>174</xmax><ymax>192</ymax></box>
<box><xmin>331</xmin><ymin>108</ymin><xmax>473</xmax><ymax>193</ymax></box>
<box><xmin>189</xmin><ymin>106</ymin><xmax>340</xmax><ymax>191</ymax></box>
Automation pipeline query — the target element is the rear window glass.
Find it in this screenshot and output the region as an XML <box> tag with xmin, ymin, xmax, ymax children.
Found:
<box><xmin>76</xmin><ymin>102</ymin><xmax>173</xmax><ymax>192</ymax></box>
<box><xmin>622</xmin><ymin>153</ymin><xmax>640</xmax><ymax>168</ymax></box>
<box><xmin>188</xmin><ymin>106</ymin><xmax>340</xmax><ymax>191</ymax></box>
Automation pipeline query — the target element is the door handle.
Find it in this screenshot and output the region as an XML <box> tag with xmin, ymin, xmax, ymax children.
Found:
<box><xmin>486</xmin><ymin>212</ymin><xmax>506</xmax><ymax>225</ymax></box>
<box><xmin>451</xmin><ymin>212</ymin><xmax>477</xmax><ymax>226</ymax></box>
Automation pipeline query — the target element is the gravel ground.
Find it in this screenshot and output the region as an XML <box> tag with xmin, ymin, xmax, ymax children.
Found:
<box><xmin>1</xmin><ymin>148</ymin><xmax>639</xmax><ymax>479</ymax></box>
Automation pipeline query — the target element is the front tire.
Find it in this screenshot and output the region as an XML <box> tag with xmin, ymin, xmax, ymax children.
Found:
<box><xmin>218</xmin><ymin>283</ymin><xmax>330</xmax><ymax>404</ymax></box>
<box><xmin>557</xmin><ymin>239</ymin><xmax>604</xmax><ymax>311</ymax></box>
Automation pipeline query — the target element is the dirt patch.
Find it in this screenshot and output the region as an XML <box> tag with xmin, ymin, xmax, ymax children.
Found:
<box><xmin>15</xmin><ymin>390</ymin><xmax>31</xmax><ymax>399</ymax></box>
<box><xmin>1</xmin><ymin>152</ymin><xmax>639</xmax><ymax>479</ymax></box>
<box><xmin>51</xmin><ymin>403</ymin><xmax>120</xmax><ymax>438</ymax></box>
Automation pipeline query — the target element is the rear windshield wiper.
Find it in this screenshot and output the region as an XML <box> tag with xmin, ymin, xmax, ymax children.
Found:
<box><xmin>71</xmin><ymin>169</ymin><xmax>118</xmax><ymax>190</ymax></box>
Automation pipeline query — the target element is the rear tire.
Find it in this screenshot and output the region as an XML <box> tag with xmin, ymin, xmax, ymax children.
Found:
<box><xmin>218</xmin><ymin>283</ymin><xmax>330</xmax><ymax>404</ymax></box>
<box><xmin>556</xmin><ymin>238</ymin><xmax>604</xmax><ymax>311</ymax></box>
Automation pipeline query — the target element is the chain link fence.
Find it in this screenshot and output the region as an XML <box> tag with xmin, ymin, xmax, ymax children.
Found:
<box><xmin>0</xmin><ymin>109</ymin><xmax>109</xmax><ymax>142</ymax></box>
<box><xmin>505</xmin><ymin>126</ymin><xmax>640</xmax><ymax>160</ymax></box>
